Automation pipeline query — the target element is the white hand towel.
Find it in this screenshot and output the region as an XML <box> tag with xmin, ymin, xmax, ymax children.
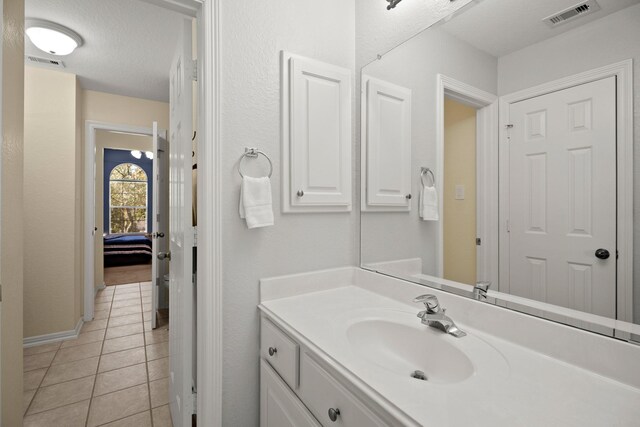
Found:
<box><xmin>419</xmin><ymin>186</ymin><xmax>439</xmax><ymax>221</ymax></box>
<box><xmin>239</xmin><ymin>176</ymin><xmax>274</xmax><ymax>229</ymax></box>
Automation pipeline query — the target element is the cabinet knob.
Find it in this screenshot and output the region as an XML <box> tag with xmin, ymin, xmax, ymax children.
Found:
<box><xmin>268</xmin><ymin>347</ymin><xmax>277</xmax><ymax>356</ymax></box>
<box><xmin>328</xmin><ymin>408</ymin><xmax>341</xmax><ymax>422</ymax></box>
<box><xmin>297</xmin><ymin>190</ymin><xmax>304</xmax><ymax>197</ymax></box>
<box><xmin>405</xmin><ymin>194</ymin><xmax>412</xmax><ymax>200</ymax></box>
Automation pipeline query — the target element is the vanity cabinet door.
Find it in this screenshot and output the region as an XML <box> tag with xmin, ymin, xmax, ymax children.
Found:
<box><xmin>261</xmin><ymin>318</ymin><xmax>299</xmax><ymax>389</ymax></box>
<box><xmin>282</xmin><ymin>52</ymin><xmax>352</xmax><ymax>213</ymax></box>
<box><xmin>299</xmin><ymin>351</ymin><xmax>388</xmax><ymax>427</ymax></box>
<box><xmin>362</xmin><ymin>76</ymin><xmax>412</xmax><ymax>211</ymax></box>
<box><xmin>261</xmin><ymin>360</ymin><xmax>321</xmax><ymax>427</ymax></box>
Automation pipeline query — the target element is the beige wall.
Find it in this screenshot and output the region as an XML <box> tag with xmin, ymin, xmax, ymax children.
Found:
<box><xmin>83</xmin><ymin>90</ymin><xmax>169</xmax><ymax>130</ymax></box>
<box><xmin>2</xmin><ymin>0</ymin><xmax>25</xmax><ymax>423</ymax></box>
<box><xmin>24</xmin><ymin>66</ymin><xmax>83</xmax><ymax>337</ymax></box>
<box><xmin>95</xmin><ymin>131</ymin><xmax>153</xmax><ymax>288</ymax></box>
<box><xmin>443</xmin><ymin>98</ymin><xmax>477</xmax><ymax>285</ymax></box>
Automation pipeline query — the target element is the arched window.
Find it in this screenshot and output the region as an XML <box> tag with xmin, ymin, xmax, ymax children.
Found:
<box><xmin>109</xmin><ymin>163</ymin><xmax>148</xmax><ymax>233</ymax></box>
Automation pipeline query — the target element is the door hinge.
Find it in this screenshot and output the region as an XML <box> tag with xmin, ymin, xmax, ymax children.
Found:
<box><xmin>505</xmin><ymin>124</ymin><xmax>514</xmax><ymax>129</ymax></box>
<box><xmin>506</xmin><ymin>220</ymin><xmax>511</xmax><ymax>233</ymax></box>
<box><xmin>476</xmin><ymin>238</ymin><xmax>481</xmax><ymax>246</ymax></box>
<box><xmin>192</xmin><ymin>387</ymin><xmax>198</xmax><ymax>414</ymax></box>
<box><xmin>191</xmin><ymin>60</ymin><xmax>198</xmax><ymax>81</ymax></box>
<box><xmin>193</xmin><ymin>226</ymin><xmax>198</xmax><ymax>247</ymax></box>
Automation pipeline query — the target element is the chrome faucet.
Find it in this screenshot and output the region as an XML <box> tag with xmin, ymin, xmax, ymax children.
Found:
<box><xmin>473</xmin><ymin>281</ymin><xmax>491</xmax><ymax>301</ymax></box>
<box><xmin>414</xmin><ymin>294</ymin><xmax>466</xmax><ymax>338</ymax></box>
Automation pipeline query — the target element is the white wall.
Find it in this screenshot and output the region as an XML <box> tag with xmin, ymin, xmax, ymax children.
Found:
<box><xmin>360</xmin><ymin>26</ymin><xmax>497</xmax><ymax>274</ymax></box>
<box><xmin>219</xmin><ymin>0</ymin><xmax>355</xmax><ymax>424</ymax></box>
<box><xmin>497</xmin><ymin>4</ymin><xmax>640</xmax><ymax>322</ymax></box>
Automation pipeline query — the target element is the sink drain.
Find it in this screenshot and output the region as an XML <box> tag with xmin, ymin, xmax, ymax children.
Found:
<box><xmin>410</xmin><ymin>370</ymin><xmax>428</xmax><ymax>381</ymax></box>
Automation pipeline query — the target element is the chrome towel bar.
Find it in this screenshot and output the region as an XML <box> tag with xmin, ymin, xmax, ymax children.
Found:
<box><xmin>238</xmin><ymin>147</ymin><xmax>273</xmax><ymax>178</ymax></box>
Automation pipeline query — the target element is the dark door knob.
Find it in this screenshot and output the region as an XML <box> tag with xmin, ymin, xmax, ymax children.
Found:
<box><xmin>595</xmin><ymin>249</ymin><xmax>610</xmax><ymax>260</ymax></box>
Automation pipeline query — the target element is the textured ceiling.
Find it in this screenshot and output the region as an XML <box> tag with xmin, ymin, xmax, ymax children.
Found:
<box><xmin>441</xmin><ymin>0</ymin><xmax>640</xmax><ymax>57</ymax></box>
<box><xmin>25</xmin><ymin>0</ymin><xmax>185</xmax><ymax>102</ymax></box>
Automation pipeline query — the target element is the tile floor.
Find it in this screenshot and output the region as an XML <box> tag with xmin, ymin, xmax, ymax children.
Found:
<box><xmin>23</xmin><ymin>282</ymin><xmax>173</xmax><ymax>427</ymax></box>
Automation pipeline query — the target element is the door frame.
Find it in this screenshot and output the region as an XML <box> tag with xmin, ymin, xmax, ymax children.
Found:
<box><xmin>498</xmin><ymin>60</ymin><xmax>633</xmax><ymax>322</ymax></box>
<box><xmin>84</xmin><ymin>121</ymin><xmax>158</xmax><ymax>318</ymax></box>
<box><xmin>435</xmin><ymin>74</ymin><xmax>498</xmax><ymax>284</ymax></box>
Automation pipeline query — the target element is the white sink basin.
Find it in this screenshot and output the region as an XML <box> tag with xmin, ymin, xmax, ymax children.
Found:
<box><xmin>347</xmin><ymin>316</ymin><xmax>475</xmax><ymax>384</ymax></box>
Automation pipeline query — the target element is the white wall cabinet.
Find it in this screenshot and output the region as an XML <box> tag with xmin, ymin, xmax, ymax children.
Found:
<box><xmin>282</xmin><ymin>52</ymin><xmax>352</xmax><ymax>213</ymax></box>
<box><xmin>260</xmin><ymin>317</ymin><xmax>395</xmax><ymax>427</ymax></box>
<box><xmin>361</xmin><ymin>76</ymin><xmax>412</xmax><ymax>211</ymax></box>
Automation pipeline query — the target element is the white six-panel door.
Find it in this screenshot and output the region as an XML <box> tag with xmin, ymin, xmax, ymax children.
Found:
<box><xmin>507</xmin><ymin>76</ymin><xmax>616</xmax><ymax>317</ymax></box>
<box><xmin>169</xmin><ymin>18</ymin><xmax>195</xmax><ymax>427</ymax></box>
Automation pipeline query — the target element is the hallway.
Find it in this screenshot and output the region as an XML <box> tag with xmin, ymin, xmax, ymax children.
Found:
<box><xmin>22</xmin><ymin>282</ymin><xmax>172</xmax><ymax>426</ymax></box>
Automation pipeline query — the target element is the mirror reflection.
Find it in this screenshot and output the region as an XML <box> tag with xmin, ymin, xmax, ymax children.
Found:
<box><xmin>360</xmin><ymin>0</ymin><xmax>640</xmax><ymax>326</ymax></box>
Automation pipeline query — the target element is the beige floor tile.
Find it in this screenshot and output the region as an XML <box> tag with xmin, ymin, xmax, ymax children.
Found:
<box><xmin>110</xmin><ymin>305</ymin><xmax>143</xmax><ymax>318</ymax></box>
<box><xmin>41</xmin><ymin>357</ymin><xmax>99</xmax><ymax>387</ymax></box>
<box><xmin>94</xmin><ymin>302</ymin><xmax>112</xmax><ymax>311</ymax></box>
<box><xmin>98</xmin><ymin>347</ymin><xmax>146</xmax><ymax>373</ymax></box>
<box><xmin>24</xmin><ymin>368</ymin><xmax>48</xmax><ymax>391</ymax></box>
<box><xmin>116</xmin><ymin>282</ymin><xmax>140</xmax><ymax>289</ymax></box>
<box><xmin>24</xmin><ymin>388</ymin><xmax>36</xmax><ymax>414</ymax></box>
<box><xmin>112</xmin><ymin>292</ymin><xmax>140</xmax><ymax>301</ymax></box>
<box><xmin>53</xmin><ymin>342</ymin><xmax>102</xmax><ymax>365</ymax></box>
<box><xmin>28</xmin><ymin>376</ymin><xmax>95</xmax><ymax>415</ymax></box>
<box><xmin>95</xmin><ymin>295</ymin><xmax>113</xmax><ymax>303</ymax></box>
<box><xmin>81</xmin><ymin>318</ymin><xmax>108</xmax><ymax>333</ymax></box>
<box><xmin>108</xmin><ymin>313</ymin><xmax>143</xmax><ymax>327</ymax></box>
<box><xmin>145</xmin><ymin>328</ymin><xmax>169</xmax><ymax>345</ymax></box>
<box><xmin>60</xmin><ymin>329</ymin><xmax>105</xmax><ymax>348</ymax></box>
<box><xmin>142</xmin><ymin>303</ymin><xmax>152</xmax><ymax>312</ymax></box>
<box><xmin>87</xmin><ymin>383</ymin><xmax>150</xmax><ymax>426</ymax></box>
<box><xmin>106</xmin><ymin>323</ymin><xmax>144</xmax><ymax>340</ymax></box>
<box><xmin>114</xmin><ymin>287</ymin><xmax>140</xmax><ymax>295</ymax></box>
<box><xmin>24</xmin><ymin>351</ymin><xmax>56</xmax><ymax>372</ymax></box>
<box><xmin>23</xmin><ymin>399</ymin><xmax>90</xmax><ymax>427</ymax></box>
<box><xmin>152</xmin><ymin>405</ymin><xmax>173</xmax><ymax>427</ymax></box>
<box><xmin>141</xmin><ymin>297</ymin><xmax>151</xmax><ymax>304</ymax></box>
<box><xmin>149</xmin><ymin>377</ymin><xmax>169</xmax><ymax>408</ymax></box>
<box><xmin>143</xmin><ymin>311</ymin><xmax>153</xmax><ymax>322</ymax></box>
<box><xmin>103</xmin><ymin>334</ymin><xmax>145</xmax><ymax>354</ymax></box>
<box><xmin>112</xmin><ymin>298</ymin><xmax>141</xmax><ymax>309</ymax></box>
<box><xmin>94</xmin><ymin>362</ymin><xmax>147</xmax><ymax>396</ymax></box>
<box><xmin>101</xmin><ymin>410</ymin><xmax>152</xmax><ymax>427</ymax></box>
<box><xmin>94</xmin><ymin>309</ymin><xmax>110</xmax><ymax>320</ymax></box>
<box><xmin>147</xmin><ymin>357</ymin><xmax>169</xmax><ymax>381</ymax></box>
<box><xmin>24</xmin><ymin>342</ymin><xmax>61</xmax><ymax>356</ymax></box>
<box><xmin>141</xmin><ymin>291</ymin><xmax>152</xmax><ymax>298</ymax></box>
<box><xmin>146</xmin><ymin>342</ymin><xmax>169</xmax><ymax>361</ymax></box>
<box><xmin>144</xmin><ymin>321</ymin><xmax>152</xmax><ymax>331</ymax></box>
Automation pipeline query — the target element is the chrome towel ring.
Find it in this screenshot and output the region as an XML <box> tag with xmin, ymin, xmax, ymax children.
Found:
<box><xmin>421</xmin><ymin>167</ymin><xmax>435</xmax><ymax>187</ymax></box>
<box><xmin>238</xmin><ymin>147</ymin><xmax>273</xmax><ymax>178</ymax></box>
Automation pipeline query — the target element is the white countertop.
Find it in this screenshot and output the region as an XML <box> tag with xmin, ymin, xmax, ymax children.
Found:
<box><xmin>259</xmin><ymin>279</ymin><xmax>640</xmax><ymax>427</ymax></box>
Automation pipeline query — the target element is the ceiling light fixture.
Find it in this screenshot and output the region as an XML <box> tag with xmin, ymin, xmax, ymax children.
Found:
<box><xmin>131</xmin><ymin>150</ymin><xmax>142</xmax><ymax>159</ymax></box>
<box><xmin>25</xmin><ymin>19</ymin><xmax>83</xmax><ymax>56</ymax></box>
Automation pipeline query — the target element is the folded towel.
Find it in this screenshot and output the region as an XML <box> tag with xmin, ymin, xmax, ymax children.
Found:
<box><xmin>239</xmin><ymin>176</ymin><xmax>274</xmax><ymax>229</ymax></box>
<box><xmin>419</xmin><ymin>185</ymin><xmax>439</xmax><ymax>221</ymax></box>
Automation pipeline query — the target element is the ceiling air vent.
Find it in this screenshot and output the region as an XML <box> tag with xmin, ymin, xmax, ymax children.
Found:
<box><xmin>543</xmin><ymin>0</ymin><xmax>601</xmax><ymax>27</ymax></box>
<box><xmin>25</xmin><ymin>55</ymin><xmax>65</xmax><ymax>69</ymax></box>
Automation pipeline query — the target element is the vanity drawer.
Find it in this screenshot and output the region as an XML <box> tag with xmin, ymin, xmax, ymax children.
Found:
<box><xmin>261</xmin><ymin>318</ymin><xmax>299</xmax><ymax>389</ymax></box>
<box><xmin>298</xmin><ymin>351</ymin><xmax>388</xmax><ymax>427</ymax></box>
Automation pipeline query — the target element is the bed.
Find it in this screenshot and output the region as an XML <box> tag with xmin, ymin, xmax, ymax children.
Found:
<box><xmin>103</xmin><ymin>234</ymin><xmax>153</xmax><ymax>267</ymax></box>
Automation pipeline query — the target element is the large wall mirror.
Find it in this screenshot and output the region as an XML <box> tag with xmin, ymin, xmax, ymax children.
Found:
<box><xmin>360</xmin><ymin>0</ymin><xmax>640</xmax><ymax>338</ymax></box>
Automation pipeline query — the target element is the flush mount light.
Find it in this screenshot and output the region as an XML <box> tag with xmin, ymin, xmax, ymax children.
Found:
<box><xmin>131</xmin><ymin>150</ymin><xmax>142</xmax><ymax>159</ymax></box>
<box><xmin>145</xmin><ymin>151</ymin><xmax>154</xmax><ymax>160</ymax></box>
<box><xmin>25</xmin><ymin>19</ymin><xmax>83</xmax><ymax>56</ymax></box>
<box><xmin>386</xmin><ymin>0</ymin><xmax>402</xmax><ymax>9</ymax></box>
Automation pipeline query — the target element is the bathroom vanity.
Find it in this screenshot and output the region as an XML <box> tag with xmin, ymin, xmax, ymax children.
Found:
<box><xmin>258</xmin><ymin>267</ymin><xmax>640</xmax><ymax>427</ymax></box>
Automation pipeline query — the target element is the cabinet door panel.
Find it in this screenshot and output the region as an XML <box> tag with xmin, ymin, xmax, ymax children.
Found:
<box><xmin>283</xmin><ymin>52</ymin><xmax>352</xmax><ymax>212</ymax></box>
<box><xmin>261</xmin><ymin>360</ymin><xmax>320</xmax><ymax>427</ymax></box>
<box><xmin>363</xmin><ymin>77</ymin><xmax>412</xmax><ymax>211</ymax></box>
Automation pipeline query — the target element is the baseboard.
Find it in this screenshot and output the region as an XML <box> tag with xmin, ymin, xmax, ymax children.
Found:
<box><xmin>95</xmin><ymin>283</ymin><xmax>106</xmax><ymax>296</ymax></box>
<box><xmin>23</xmin><ymin>317</ymin><xmax>84</xmax><ymax>348</ymax></box>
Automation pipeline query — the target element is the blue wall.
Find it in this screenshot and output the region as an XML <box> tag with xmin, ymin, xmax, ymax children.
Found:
<box><xmin>104</xmin><ymin>148</ymin><xmax>153</xmax><ymax>233</ymax></box>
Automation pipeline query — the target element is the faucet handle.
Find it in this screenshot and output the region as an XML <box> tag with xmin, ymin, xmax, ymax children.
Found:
<box><xmin>413</xmin><ymin>294</ymin><xmax>440</xmax><ymax>312</ymax></box>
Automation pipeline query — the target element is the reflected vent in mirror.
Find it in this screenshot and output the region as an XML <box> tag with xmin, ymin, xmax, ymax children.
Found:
<box><xmin>544</xmin><ymin>0</ymin><xmax>601</xmax><ymax>27</ymax></box>
<box><xmin>25</xmin><ymin>55</ymin><xmax>65</xmax><ymax>69</ymax></box>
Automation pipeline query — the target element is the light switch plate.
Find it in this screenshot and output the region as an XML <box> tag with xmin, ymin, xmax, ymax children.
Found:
<box><xmin>455</xmin><ymin>185</ymin><xmax>465</xmax><ymax>200</ymax></box>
